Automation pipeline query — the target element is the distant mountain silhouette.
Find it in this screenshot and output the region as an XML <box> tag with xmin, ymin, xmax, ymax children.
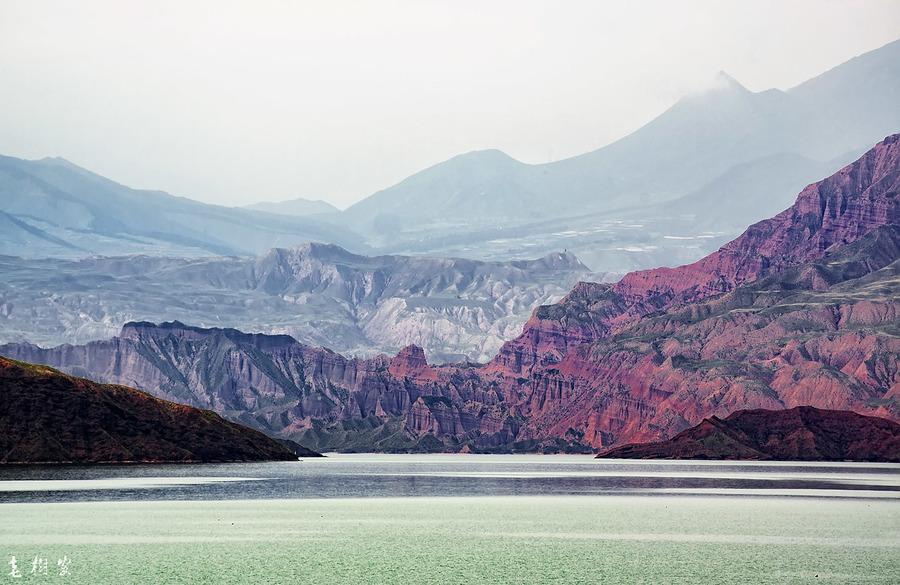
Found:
<box><xmin>244</xmin><ymin>197</ymin><xmax>339</xmax><ymax>217</ymax></box>
<box><xmin>343</xmin><ymin>39</ymin><xmax>900</xmax><ymax>253</ymax></box>
<box><xmin>2</xmin><ymin>40</ymin><xmax>897</xmax><ymax>274</ymax></box>
<box><xmin>0</xmin><ymin>155</ymin><xmax>361</xmax><ymax>257</ymax></box>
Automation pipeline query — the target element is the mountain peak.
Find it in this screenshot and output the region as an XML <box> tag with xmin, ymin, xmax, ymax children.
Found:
<box><xmin>432</xmin><ymin>148</ymin><xmax>521</xmax><ymax>173</ymax></box>
<box><xmin>259</xmin><ymin>241</ymin><xmax>355</xmax><ymax>262</ymax></box>
<box><xmin>536</xmin><ymin>251</ymin><xmax>588</xmax><ymax>271</ymax></box>
<box><xmin>37</xmin><ymin>156</ymin><xmax>91</xmax><ymax>173</ymax></box>
<box><xmin>389</xmin><ymin>344</ymin><xmax>435</xmax><ymax>380</ymax></box>
<box><xmin>285</xmin><ymin>241</ymin><xmax>365</xmax><ymax>264</ymax></box>
<box><xmin>714</xmin><ymin>70</ymin><xmax>744</xmax><ymax>88</ymax></box>
<box><xmin>692</xmin><ymin>70</ymin><xmax>751</xmax><ymax>96</ymax></box>
<box><xmin>675</xmin><ymin>70</ymin><xmax>751</xmax><ymax>103</ymax></box>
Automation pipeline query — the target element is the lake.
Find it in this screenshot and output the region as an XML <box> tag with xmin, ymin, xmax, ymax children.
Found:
<box><xmin>1</xmin><ymin>454</ymin><xmax>898</xmax><ymax>584</ymax></box>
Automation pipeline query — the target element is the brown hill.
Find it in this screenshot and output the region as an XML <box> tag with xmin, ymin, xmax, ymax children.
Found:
<box><xmin>597</xmin><ymin>406</ymin><xmax>900</xmax><ymax>461</ymax></box>
<box><xmin>0</xmin><ymin>356</ymin><xmax>319</xmax><ymax>464</ymax></box>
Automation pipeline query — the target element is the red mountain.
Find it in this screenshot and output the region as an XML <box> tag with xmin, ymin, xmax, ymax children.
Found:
<box><xmin>2</xmin><ymin>135</ymin><xmax>899</xmax><ymax>453</ymax></box>
<box><xmin>597</xmin><ymin>406</ymin><xmax>900</xmax><ymax>461</ymax></box>
<box><xmin>491</xmin><ymin>133</ymin><xmax>900</xmax><ymax>374</ymax></box>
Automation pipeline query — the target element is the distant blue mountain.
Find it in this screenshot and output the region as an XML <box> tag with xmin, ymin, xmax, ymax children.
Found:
<box><xmin>0</xmin><ymin>155</ymin><xmax>361</xmax><ymax>258</ymax></box>
<box><xmin>342</xmin><ymin>40</ymin><xmax>900</xmax><ymax>245</ymax></box>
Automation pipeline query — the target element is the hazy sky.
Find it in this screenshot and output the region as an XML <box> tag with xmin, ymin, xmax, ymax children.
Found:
<box><xmin>1</xmin><ymin>1</ymin><xmax>899</xmax><ymax>209</ymax></box>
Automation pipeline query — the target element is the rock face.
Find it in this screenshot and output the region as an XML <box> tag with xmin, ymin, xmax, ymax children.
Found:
<box><xmin>3</xmin><ymin>135</ymin><xmax>899</xmax><ymax>453</ymax></box>
<box><xmin>597</xmin><ymin>406</ymin><xmax>900</xmax><ymax>461</ymax></box>
<box><xmin>0</xmin><ymin>244</ymin><xmax>591</xmax><ymax>362</ymax></box>
<box><xmin>491</xmin><ymin>232</ymin><xmax>900</xmax><ymax>449</ymax></box>
<box><xmin>1</xmin><ymin>321</ymin><xmax>525</xmax><ymax>453</ymax></box>
<box><xmin>0</xmin><ymin>356</ymin><xmax>318</xmax><ymax>464</ymax></box>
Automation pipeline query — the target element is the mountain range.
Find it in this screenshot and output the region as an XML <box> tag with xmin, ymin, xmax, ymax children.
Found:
<box><xmin>0</xmin><ymin>245</ymin><xmax>592</xmax><ymax>362</ymax></box>
<box><xmin>337</xmin><ymin>40</ymin><xmax>900</xmax><ymax>257</ymax></box>
<box><xmin>0</xmin><ymin>155</ymin><xmax>360</xmax><ymax>258</ymax></box>
<box><xmin>4</xmin><ymin>134</ymin><xmax>897</xmax><ymax>453</ymax></box>
<box><xmin>2</xmin><ymin>40</ymin><xmax>898</xmax><ymax>277</ymax></box>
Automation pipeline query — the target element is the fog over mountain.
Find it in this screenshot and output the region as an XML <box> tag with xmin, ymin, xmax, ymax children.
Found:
<box><xmin>4</xmin><ymin>1</ymin><xmax>899</xmax><ymax>211</ymax></box>
<box><xmin>0</xmin><ymin>39</ymin><xmax>897</xmax><ymax>360</ymax></box>
<box><xmin>4</xmin><ymin>39</ymin><xmax>894</xmax><ymax>277</ymax></box>
<box><xmin>337</xmin><ymin>40</ymin><xmax>900</xmax><ymax>269</ymax></box>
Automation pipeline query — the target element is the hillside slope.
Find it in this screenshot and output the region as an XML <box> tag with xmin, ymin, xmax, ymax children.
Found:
<box><xmin>598</xmin><ymin>407</ymin><xmax>900</xmax><ymax>461</ymax></box>
<box><xmin>0</xmin><ymin>356</ymin><xmax>319</xmax><ymax>463</ymax></box>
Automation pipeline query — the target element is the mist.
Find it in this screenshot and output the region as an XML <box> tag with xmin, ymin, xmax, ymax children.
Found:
<box><xmin>1</xmin><ymin>0</ymin><xmax>899</xmax><ymax>208</ymax></box>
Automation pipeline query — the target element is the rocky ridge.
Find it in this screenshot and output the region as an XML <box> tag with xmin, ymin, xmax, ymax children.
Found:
<box><xmin>0</xmin><ymin>245</ymin><xmax>592</xmax><ymax>362</ymax></box>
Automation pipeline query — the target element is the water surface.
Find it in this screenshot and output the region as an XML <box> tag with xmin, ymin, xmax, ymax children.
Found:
<box><xmin>2</xmin><ymin>454</ymin><xmax>897</xmax><ymax>502</ymax></box>
<box><xmin>1</xmin><ymin>455</ymin><xmax>897</xmax><ymax>584</ymax></box>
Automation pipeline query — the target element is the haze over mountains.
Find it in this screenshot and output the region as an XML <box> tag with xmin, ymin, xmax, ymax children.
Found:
<box><xmin>6</xmin><ymin>135</ymin><xmax>898</xmax><ymax>453</ymax></box>
<box><xmin>336</xmin><ymin>40</ymin><xmax>900</xmax><ymax>265</ymax></box>
<box><xmin>0</xmin><ymin>155</ymin><xmax>360</xmax><ymax>258</ymax></box>
<box><xmin>0</xmin><ymin>41</ymin><xmax>898</xmax><ymax>457</ymax></box>
<box><xmin>1</xmin><ymin>40</ymin><xmax>897</xmax><ymax>277</ymax></box>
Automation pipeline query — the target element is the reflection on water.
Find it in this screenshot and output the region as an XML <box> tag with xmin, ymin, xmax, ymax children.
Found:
<box><xmin>1</xmin><ymin>454</ymin><xmax>897</xmax><ymax>503</ymax></box>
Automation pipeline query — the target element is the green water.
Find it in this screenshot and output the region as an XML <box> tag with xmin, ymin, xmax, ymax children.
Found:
<box><xmin>2</xmin><ymin>495</ymin><xmax>898</xmax><ymax>584</ymax></box>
